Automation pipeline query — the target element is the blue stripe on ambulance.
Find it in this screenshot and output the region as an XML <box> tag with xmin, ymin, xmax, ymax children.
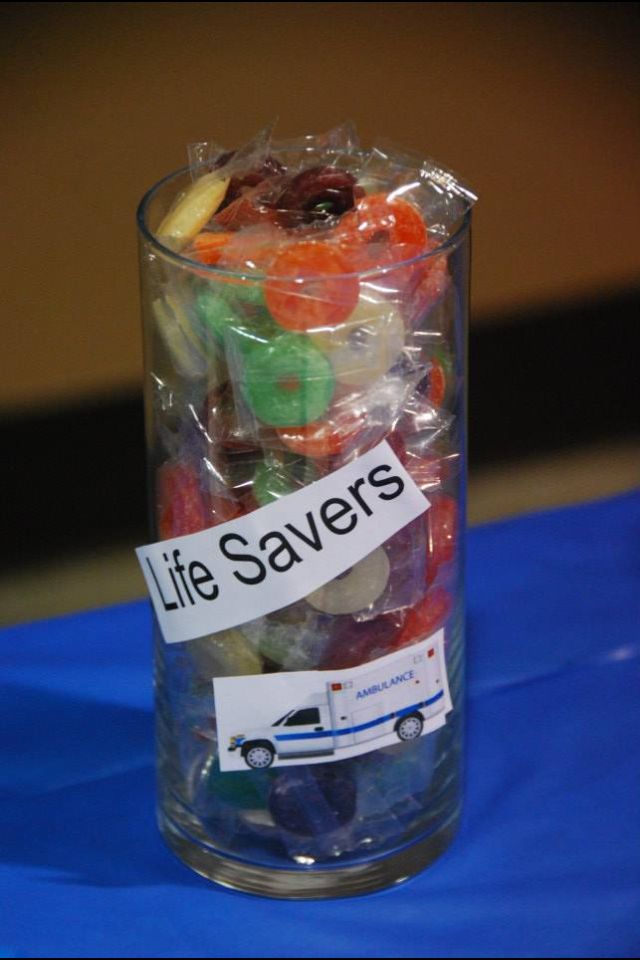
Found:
<box><xmin>273</xmin><ymin>690</ymin><xmax>444</xmax><ymax>742</ymax></box>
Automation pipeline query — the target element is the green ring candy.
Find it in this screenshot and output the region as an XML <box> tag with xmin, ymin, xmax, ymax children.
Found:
<box><xmin>195</xmin><ymin>288</ymin><xmax>280</xmax><ymax>354</ymax></box>
<box><xmin>243</xmin><ymin>334</ymin><xmax>335</xmax><ymax>427</ymax></box>
<box><xmin>222</xmin><ymin>280</ymin><xmax>266</xmax><ymax>311</ymax></box>
<box><xmin>194</xmin><ymin>289</ymin><xmax>236</xmax><ymax>345</ymax></box>
<box><xmin>205</xmin><ymin>763</ymin><xmax>272</xmax><ymax>809</ymax></box>
<box><xmin>253</xmin><ymin>454</ymin><xmax>320</xmax><ymax>506</ymax></box>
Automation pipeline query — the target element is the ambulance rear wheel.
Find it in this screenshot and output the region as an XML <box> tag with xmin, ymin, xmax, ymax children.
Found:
<box><xmin>395</xmin><ymin>713</ymin><xmax>424</xmax><ymax>741</ymax></box>
<box><xmin>243</xmin><ymin>742</ymin><xmax>275</xmax><ymax>769</ymax></box>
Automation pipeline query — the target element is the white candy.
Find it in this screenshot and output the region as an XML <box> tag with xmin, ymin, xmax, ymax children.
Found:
<box><xmin>305</xmin><ymin>547</ymin><xmax>390</xmax><ymax>615</ymax></box>
<box><xmin>314</xmin><ymin>294</ymin><xmax>405</xmax><ymax>388</ymax></box>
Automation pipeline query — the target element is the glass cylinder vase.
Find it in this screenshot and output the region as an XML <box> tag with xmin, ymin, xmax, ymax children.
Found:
<box><xmin>137</xmin><ymin>148</ymin><xmax>471</xmax><ymax>898</ymax></box>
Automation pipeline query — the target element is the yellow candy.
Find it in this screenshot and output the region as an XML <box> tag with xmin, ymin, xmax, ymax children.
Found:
<box><xmin>152</xmin><ymin>293</ymin><xmax>226</xmax><ymax>384</ymax></box>
<box><xmin>189</xmin><ymin>628</ymin><xmax>262</xmax><ymax>679</ymax></box>
<box><xmin>152</xmin><ymin>296</ymin><xmax>206</xmax><ymax>379</ymax></box>
<box><xmin>157</xmin><ymin>173</ymin><xmax>230</xmax><ymax>250</ymax></box>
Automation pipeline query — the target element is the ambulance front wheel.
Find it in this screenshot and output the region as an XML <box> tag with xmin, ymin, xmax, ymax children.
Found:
<box><xmin>395</xmin><ymin>713</ymin><xmax>424</xmax><ymax>741</ymax></box>
<box><xmin>242</xmin><ymin>741</ymin><xmax>275</xmax><ymax>769</ymax></box>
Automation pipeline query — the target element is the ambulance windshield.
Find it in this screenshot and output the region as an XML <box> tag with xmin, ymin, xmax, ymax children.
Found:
<box><xmin>273</xmin><ymin>711</ymin><xmax>292</xmax><ymax>726</ymax></box>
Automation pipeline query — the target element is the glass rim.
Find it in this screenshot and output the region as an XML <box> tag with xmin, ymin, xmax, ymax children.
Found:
<box><xmin>136</xmin><ymin>162</ymin><xmax>471</xmax><ymax>283</ymax></box>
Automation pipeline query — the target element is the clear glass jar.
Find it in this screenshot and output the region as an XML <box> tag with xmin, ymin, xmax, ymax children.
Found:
<box><xmin>137</xmin><ymin>148</ymin><xmax>470</xmax><ymax>898</ymax></box>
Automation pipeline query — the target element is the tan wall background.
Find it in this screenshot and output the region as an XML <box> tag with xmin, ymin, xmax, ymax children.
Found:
<box><xmin>1</xmin><ymin>1</ymin><xmax>638</xmax><ymax>413</ymax></box>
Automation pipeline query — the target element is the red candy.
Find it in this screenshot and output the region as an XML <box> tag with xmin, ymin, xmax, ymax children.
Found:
<box><xmin>386</xmin><ymin>430</ymin><xmax>407</xmax><ymax>463</ymax></box>
<box><xmin>209</xmin><ymin>495</ymin><xmax>244</xmax><ymax>525</ymax></box>
<box><xmin>413</xmin><ymin>251</ymin><xmax>449</xmax><ymax>312</ymax></box>
<box><xmin>403</xmin><ymin>452</ymin><xmax>445</xmax><ymax>492</ymax></box>
<box><xmin>425</xmin><ymin>355</ymin><xmax>447</xmax><ymax>410</ymax></box>
<box><xmin>274</xmin><ymin>166</ymin><xmax>357</xmax><ymax>228</ymax></box>
<box><xmin>216</xmin><ymin>153</ymin><xmax>286</xmax><ymax>210</ymax></box>
<box><xmin>392</xmin><ymin>587</ymin><xmax>452</xmax><ymax>650</ymax></box>
<box><xmin>157</xmin><ymin>461</ymin><xmax>209</xmax><ymax>539</ymax></box>
<box><xmin>320</xmin><ymin>614</ymin><xmax>403</xmax><ymax>670</ymax></box>
<box><xmin>204</xmin><ymin>384</ymin><xmax>274</xmax><ymax>453</ymax></box>
<box><xmin>213</xmin><ymin>191</ymin><xmax>278</xmax><ymax>230</ymax></box>
<box><xmin>425</xmin><ymin>494</ymin><xmax>458</xmax><ymax>584</ymax></box>
<box><xmin>373</xmin><ymin>429</ymin><xmax>407</xmax><ymax>464</ymax></box>
<box><xmin>157</xmin><ymin>461</ymin><xmax>246</xmax><ymax>540</ymax></box>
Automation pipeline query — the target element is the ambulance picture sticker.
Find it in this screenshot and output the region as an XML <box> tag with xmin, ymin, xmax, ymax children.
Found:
<box><xmin>214</xmin><ymin>632</ymin><xmax>452</xmax><ymax>771</ymax></box>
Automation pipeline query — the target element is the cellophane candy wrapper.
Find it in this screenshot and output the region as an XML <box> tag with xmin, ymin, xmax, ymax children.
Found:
<box><xmin>138</xmin><ymin>126</ymin><xmax>476</xmax><ymax>898</ymax></box>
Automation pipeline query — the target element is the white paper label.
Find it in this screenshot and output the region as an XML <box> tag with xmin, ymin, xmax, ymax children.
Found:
<box><xmin>136</xmin><ymin>440</ymin><xmax>429</xmax><ymax>644</ymax></box>
<box><xmin>215</xmin><ymin>632</ymin><xmax>451</xmax><ymax>771</ymax></box>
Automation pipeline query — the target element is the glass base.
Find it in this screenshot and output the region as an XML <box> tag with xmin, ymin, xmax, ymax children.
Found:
<box><xmin>158</xmin><ymin>801</ymin><xmax>460</xmax><ymax>899</ymax></box>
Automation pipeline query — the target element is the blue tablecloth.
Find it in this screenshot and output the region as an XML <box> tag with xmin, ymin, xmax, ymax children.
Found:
<box><xmin>2</xmin><ymin>493</ymin><xmax>639</xmax><ymax>958</ymax></box>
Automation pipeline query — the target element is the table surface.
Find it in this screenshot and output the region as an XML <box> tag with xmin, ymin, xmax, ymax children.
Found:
<box><xmin>2</xmin><ymin>492</ymin><xmax>639</xmax><ymax>959</ymax></box>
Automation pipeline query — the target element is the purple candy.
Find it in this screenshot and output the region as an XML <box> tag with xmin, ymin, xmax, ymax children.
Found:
<box><xmin>268</xmin><ymin>764</ymin><xmax>357</xmax><ymax>836</ymax></box>
<box><xmin>320</xmin><ymin>613</ymin><xmax>402</xmax><ymax>670</ymax></box>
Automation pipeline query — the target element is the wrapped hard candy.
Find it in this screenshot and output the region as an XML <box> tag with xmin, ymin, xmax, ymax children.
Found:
<box><xmin>320</xmin><ymin>613</ymin><xmax>403</xmax><ymax>670</ymax></box>
<box><xmin>305</xmin><ymin>547</ymin><xmax>390</xmax><ymax>616</ymax></box>
<box><xmin>268</xmin><ymin>763</ymin><xmax>357</xmax><ymax>837</ymax></box>
<box><xmin>311</xmin><ymin>293</ymin><xmax>405</xmax><ymax>388</ymax></box>
<box><xmin>189</xmin><ymin>628</ymin><xmax>262</xmax><ymax>679</ymax></box>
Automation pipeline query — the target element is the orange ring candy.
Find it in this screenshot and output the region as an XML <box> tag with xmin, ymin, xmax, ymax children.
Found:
<box><xmin>188</xmin><ymin>231</ymin><xmax>235</xmax><ymax>266</ymax></box>
<box><xmin>277</xmin><ymin>410</ymin><xmax>363</xmax><ymax>458</ymax></box>
<box><xmin>264</xmin><ymin>241</ymin><xmax>360</xmax><ymax>332</ymax></box>
<box><xmin>338</xmin><ymin>193</ymin><xmax>428</xmax><ymax>271</ymax></box>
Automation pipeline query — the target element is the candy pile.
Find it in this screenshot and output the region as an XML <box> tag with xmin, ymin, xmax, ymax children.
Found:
<box><xmin>144</xmin><ymin>127</ymin><xmax>474</xmax><ymax>865</ymax></box>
